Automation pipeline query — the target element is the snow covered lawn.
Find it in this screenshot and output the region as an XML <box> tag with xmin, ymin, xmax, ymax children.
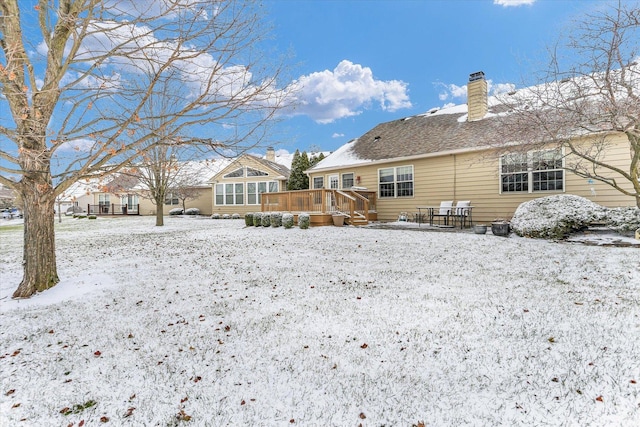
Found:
<box><xmin>1</xmin><ymin>217</ymin><xmax>639</xmax><ymax>426</ymax></box>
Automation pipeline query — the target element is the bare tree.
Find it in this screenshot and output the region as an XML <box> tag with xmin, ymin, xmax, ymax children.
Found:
<box><xmin>0</xmin><ymin>0</ymin><xmax>290</xmax><ymax>298</ymax></box>
<box><xmin>496</xmin><ymin>1</ymin><xmax>640</xmax><ymax>207</ymax></box>
<box><xmin>173</xmin><ymin>184</ymin><xmax>202</xmax><ymax>216</ymax></box>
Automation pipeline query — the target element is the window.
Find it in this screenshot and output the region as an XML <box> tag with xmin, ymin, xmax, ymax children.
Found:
<box><xmin>342</xmin><ymin>173</ymin><xmax>354</xmax><ymax>189</ymax></box>
<box><xmin>99</xmin><ymin>194</ymin><xmax>110</xmax><ymax>206</ymax></box>
<box><xmin>219</xmin><ymin>181</ymin><xmax>278</xmax><ymax>205</ymax></box>
<box><xmin>313</xmin><ymin>177</ymin><xmax>324</xmax><ymax>189</ymax></box>
<box><xmin>224</xmin><ymin>168</ymin><xmax>243</xmax><ymax>178</ymax></box>
<box><xmin>247</xmin><ymin>181</ymin><xmax>276</xmax><ymax>204</ymax></box>
<box><xmin>500</xmin><ymin>149</ymin><xmax>563</xmax><ymax>193</ymax></box>
<box><xmin>329</xmin><ymin>175</ymin><xmax>339</xmax><ymax>189</ymax></box>
<box><xmin>164</xmin><ymin>193</ymin><xmax>179</xmax><ymax>205</ymax></box>
<box><xmin>246</xmin><ymin>167</ymin><xmax>268</xmax><ymax>177</ymax></box>
<box><xmin>121</xmin><ymin>194</ymin><xmax>138</xmax><ymax>208</ymax></box>
<box><xmin>215</xmin><ymin>183</ymin><xmax>244</xmax><ymax>205</ymax></box>
<box><xmin>378</xmin><ymin>165</ymin><xmax>414</xmax><ymax>198</ymax></box>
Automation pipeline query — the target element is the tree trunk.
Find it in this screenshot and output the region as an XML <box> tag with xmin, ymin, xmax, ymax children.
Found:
<box><xmin>155</xmin><ymin>194</ymin><xmax>164</xmax><ymax>226</ymax></box>
<box><xmin>12</xmin><ymin>178</ymin><xmax>59</xmax><ymax>298</ymax></box>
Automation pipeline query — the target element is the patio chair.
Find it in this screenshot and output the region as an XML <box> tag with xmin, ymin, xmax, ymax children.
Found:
<box><xmin>431</xmin><ymin>200</ymin><xmax>453</xmax><ymax>226</ymax></box>
<box><xmin>452</xmin><ymin>200</ymin><xmax>471</xmax><ymax>228</ymax></box>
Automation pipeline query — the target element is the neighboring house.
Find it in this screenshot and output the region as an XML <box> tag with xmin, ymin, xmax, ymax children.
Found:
<box><xmin>0</xmin><ymin>184</ymin><xmax>15</xmax><ymax>209</ymax></box>
<box><xmin>210</xmin><ymin>148</ymin><xmax>291</xmax><ymax>216</ymax></box>
<box><xmin>137</xmin><ymin>158</ymin><xmax>230</xmax><ymax>216</ymax></box>
<box><xmin>61</xmin><ymin>173</ymin><xmax>141</xmax><ymax>215</ymax></box>
<box><xmin>306</xmin><ymin>72</ymin><xmax>637</xmax><ymax>224</ymax></box>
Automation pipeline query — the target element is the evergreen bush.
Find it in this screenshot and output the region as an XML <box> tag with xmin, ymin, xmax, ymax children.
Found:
<box><xmin>282</xmin><ymin>213</ymin><xmax>294</xmax><ymax>229</ymax></box>
<box><xmin>244</xmin><ymin>212</ymin><xmax>254</xmax><ymax>226</ymax></box>
<box><xmin>298</xmin><ymin>212</ymin><xmax>310</xmax><ymax>229</ymax></box>
<box><xmin>232</xmin><ymin>213</ymin><xmax>241</xmax><ymax>219</ymax></box>
<box><xmin>253</xmin><ymin>212</ymin><xmax>263</xmax><ymax>226</ymax></box>
<box><xmin>185</xmin><ymin>208</ymin><xmax>200</xmax><ymax>215</ymax></box>
<box><xmin>261</xmin><ymin>213</ymin><xmax>271</xmax><ymax>227</ymax></box>
<box><xmin>88</xmin><ymin>215</ymin><xmax>97</xmax><ymax>220</ymax></box>
<box><xmin>211</xmin><ymin>213</ymin><xmax>221</xmax><ymax>219</ymax></box>
<box><xmin>271</xmin><ymin>212</ymin><xmax>282</xmax><ymax>227</ymax></box>
<box><xmin>222</xmin><ymin>213</ymin><xmax>231</xmax><ymax>219</ymax></box>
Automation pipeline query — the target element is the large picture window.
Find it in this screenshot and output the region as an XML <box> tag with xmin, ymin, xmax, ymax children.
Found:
<box><xmin>501</xmin><ymin>149</ymin><xmax>563</xmax><ymax>193</ymax></box>
<box><xmin>215</xmin><ymin>183</ymin><xmax>244</xmax><ymax>205</ymax></box>
<box><xmin>247</xmin><ymin>181</ymin><xmax>279</xmax><ymax>205</ymax></box>
<box><xmin>378</xmin><ymin>165</ymin><xmax>414</xmax><ymax>198</ymax></box>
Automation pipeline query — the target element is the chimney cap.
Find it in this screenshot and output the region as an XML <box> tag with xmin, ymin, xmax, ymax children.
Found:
<box><xmin>469</xmin><ymin>71</ymin><xmax>485</xmax><ymax>82</ymax></box>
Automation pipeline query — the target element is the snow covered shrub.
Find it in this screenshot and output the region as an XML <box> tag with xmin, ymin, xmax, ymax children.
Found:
<box><xmin>185</xmin><ymin>208</ymin><xmax>200</xmax><ymax>215</ymax></box>
<box><xmin>603</xmin><ymin>207</ymin><xmax>640</xmax><ymax>233</ymax></box>
<box><xmin>270</xmin><ymin>212</ymin><xmax>282</xmax><ymax>227</ymax></box>
<box><xmin>222</xmin><ymin>214</ymin><xmax>231</xmax><ymax>219</ymax></box>
<box><xmin>282</xmin><ymin>213</ymin><xmax>294</xmax><ymax>229</ymax></box>
<box><xmin>211</xmin><ymin>213</ymin><xmax>220</xmax><ymax>219</ymax></box>
<box><xmin>261</xmin><ymin>213</ymin><xmax>271</xmax><ymax>227</ymax></box>
<box><xmin>169</xmin><ymin>208</ymin><xmax>183</xmax><ymax>215</ymax></box>
<box><xmin>253</xmin><ymin>212</ymin><xmax>263</xmax><ymax>226</ymax></box>
<box><xmin>244</xmin><ymin>212</ymin><xmax>254</xmax><ymax>226</ymax></box>
<box><xmin>232</xmin><ymin>213</ymin><xmax>241</xmax><ymax>219</ymax></box>
<box><xmin>511</xmin><ymin>195</ymin><xmax>606</xmax><ymax>239</ymax></box>
<box><xmin>298</xmin><ymin>212</ymin><xmax>310</xmax><ymax>229</ymax></box>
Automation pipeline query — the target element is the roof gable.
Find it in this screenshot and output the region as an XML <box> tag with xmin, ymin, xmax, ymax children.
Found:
<box><xmin>212</xmin><ymin>154</ymin><xmax>290</xmax><ymax>181</ymax></box>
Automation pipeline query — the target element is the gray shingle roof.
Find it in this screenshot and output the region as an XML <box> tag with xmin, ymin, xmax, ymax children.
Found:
<box><xmin>352</xmin><ymin>109</ymin><xmax>503</xmax><ymax>161</ymax></box>
<box><xmin>248</xmin><ymin>155</ymin><xmax>290</xmax><ymax>178</ymax></box>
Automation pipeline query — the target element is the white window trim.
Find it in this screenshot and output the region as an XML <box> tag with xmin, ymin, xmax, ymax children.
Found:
<box><xmin>378</xmin><ymin>165</ymin><xmax>414</xmax><ymax>198</ymax></box>
<box><xmin>499</xmin><ymin>148</ymin><xmax>565</xmax><ymax>194</ymax></box>
<box><xmin>341</xmin><ymin>172</ymin><xmax>355</xmax><ymax>189</ymax></box>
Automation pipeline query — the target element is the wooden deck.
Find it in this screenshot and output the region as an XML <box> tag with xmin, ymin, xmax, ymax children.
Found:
<box><xmin>261</xmin><ymin>189</ymin><xmax>377</xmax><ymax>226</ymax></box>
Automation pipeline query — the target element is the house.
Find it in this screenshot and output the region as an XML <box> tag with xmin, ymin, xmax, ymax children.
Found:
<box><xmin>209</xmin><ymin>148</ymin><xmax>291</xmax><ymax>216</ymax></box>
<box><xmin>304</xmin><ymin>72</ymin><xmax>637</xmax><ymax>224</ymax></box>
<box><xmin>0</xmin><ymin>184</ymin><xmax>15</xmax><ymax>209</ymax></box>
<box><xmin>60</xmin><ymin>173</ymin><xmax>141</xmax><ymax>215</ymax></box>
<box><xmin>137</xmin><ymin>158</ymin><xmax>230</xmax><ymax>216</ymax></box>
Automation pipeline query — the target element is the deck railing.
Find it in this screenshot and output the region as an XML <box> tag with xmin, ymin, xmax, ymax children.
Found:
<box><xmin>88</xmin><ymin>204</ymin><xmax>140</xmax><ymax>215</ymax></box>
<box><xmin>261</xmin><ymin>189</ymin><xmax>376</xmax><ymax>224</ymax></box>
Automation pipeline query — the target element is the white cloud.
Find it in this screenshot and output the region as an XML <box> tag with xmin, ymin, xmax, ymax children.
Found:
<box><xmin>438</xmin><ymin>83</ymin><xmax>467</xmax><ymax>101</ymax></box>
<box><xmin>493</xmin><ymin>0</ymin><xmax>536</xmax><ymax>7</ymax></box>
<box><xmin>286</xmin><ymin>60</ymin><xmax>412</xmax><ymax>124</ymax></box>
<box><xmin>332</xmin><ymin>133</ymin><xmax>345</xmax><ymax>138</ymax></box>
<box><xmin>436</xmin><ymin>80</ymin><xmax>517</xmax><ymax>103</ymax></box>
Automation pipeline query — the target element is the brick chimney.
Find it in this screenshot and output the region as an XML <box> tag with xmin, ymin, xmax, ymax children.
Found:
<box><xmin>266</xmin><ymin>147</ymin><xmax>275</xmax><ymax>162</ymax></box>
<box><xmin>467</xmin><ymin>71</ymin><xmax>488</xmax><ymax>122</ymax></box>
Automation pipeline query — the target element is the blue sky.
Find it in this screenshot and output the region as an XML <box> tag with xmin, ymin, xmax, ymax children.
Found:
<box><xmin>263</xmin><ymin>0</ymin><xmax>611</xmax><ymax>155</ymax></box>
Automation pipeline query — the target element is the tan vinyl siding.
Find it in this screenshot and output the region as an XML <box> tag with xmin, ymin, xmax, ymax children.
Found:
<box><xmin>309</xmin><ymin>134</ymin><xmax>637</xmax><ymax>224</ymax></box>
<box><xmin>210</xmin><ymin>155</ymin><xmax>288</xmax><ymax>216</ymax></box>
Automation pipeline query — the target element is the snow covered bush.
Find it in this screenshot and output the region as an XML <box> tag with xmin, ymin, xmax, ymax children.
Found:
<box><xmin>232</xmin><ymin>213</ymin><xmax>241</xmax><ymax>220</ymax></box>
<box><xmin>511</xmin><ymin>195</ymin><xmax>606</xmax><ymax>239</ymax></box>
<box><xmin>282</xmin><ymin>213</ymin><xmax>294</xmax><ymax>229</ymax></box>
<box><xmin>261</xmin><ymin>213</ymin><xmax>271</xmax><ymax>227</ymax></box>
<box><xmin>169</xmin><ymin>208</ymin><xmax>183</xmax><ymax>215</ymax></box>
<box><xmin>211</xmin><ymin>213</ymin><xmax>221</xmax><ymax>219</ymax></box>
<box><xmin>603</xmin><ymin>207</ymin><xmax>640</xmax><ymax>232</ymax></box>
<box><xmin>253</xmin><ymin>212</ymin><xmax>263</xmax><ymax>226</ymax></box>
<box><xmin>244</xmin><ymin>213</ymin><xmax>254</xmax><ymax>226</ymax></box>
<box><xmin>298</xmin><ymin>212</ymin><xmax>310</xmax><ymax>229</ymax></box>
<box><xmin>222</xmin><ymin>214</ymin><xmax>231</xmax><ymax>219</ymax></box>
<box><xmin>270</xmin><ymin>212</ymin><xmax>282</xmax><ymax>227</ymax></box>
<box><xmin>185</xmin><ymin>208</ymin><xmax>200</xmax><ymax>215</ymax></box>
